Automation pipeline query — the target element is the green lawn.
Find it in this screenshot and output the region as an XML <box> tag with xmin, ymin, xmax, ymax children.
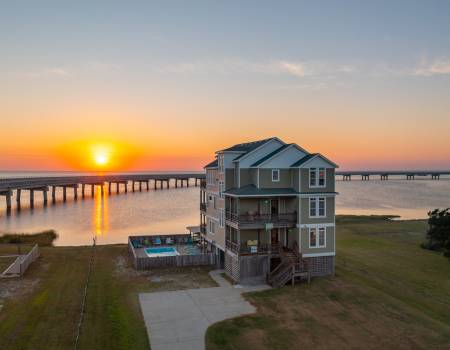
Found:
<box><xmin>1</xmin><ymin>217</ymin><xmax>449</xmax><ymax>349</ymax></box>
<box><xmin>206</xmin><ymin>216</ymin><xmax>450</xmax><ymax>349</ymax></box>
<box><xmin>0</xmin><ymin>244</ymin><xmax>216</xmax><ymax>350</ymax></box>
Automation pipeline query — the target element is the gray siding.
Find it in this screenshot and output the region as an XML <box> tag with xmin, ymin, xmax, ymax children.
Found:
<box><xmin>259</xmin><ymin>169</ymin><xmax>292</xmax><ymax>188</ymax></box>
<box><xmin>225</xmin><ymin>169</ymin><xmax>235</xmax><ymax>190</ymax></box>
<box><xmin>239</xmin><ymin>169</ymin><xmax>253</xmax><ymax>187</ymax></box>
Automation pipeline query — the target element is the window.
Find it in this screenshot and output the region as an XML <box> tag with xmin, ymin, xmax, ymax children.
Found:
<box><xmin>208</xmin><ymin>220</ymin><xmax>215</xmax><ymax>234</ymax></box>
<box><xmin>309</xmin><ymin>197</ymin><xmax>326</xmax><ymax>217</ymax></box>
<box><xmin>219</xmin><ymin>181</ymin><xmax>225</xmax><ymax>199</ymax></box>
<box><xmin>309</xmin><ymin>168</ymin><xmax>326</xmax><ymax>188</ymax></box>
<box><xmin>309</xmin><ymin>227</ymin><xmax>326</xmax><ymax>248</ymax></box>
<box><xmin>272</xmin><ymin>169</ymin><xmax>280</xmax><ymax>182</ymax></box>
<box><xmin>208</xmin><ymin>195</ymin><xmax>213</xmax><ymax>202</ymax></box>
<box><xmin>219</xmin><ymin>209</ymin><xmax>224</xmax><ymax>228</ymax></box>
<box><xmin>207</xmin><ymin>171</ymin><xmax>214</xmax><ymax>185</ymax></box>
<box><xmin>213</xmin><ymin>196</ymin><xmax>217</xmax><ymax>209</ymax></box>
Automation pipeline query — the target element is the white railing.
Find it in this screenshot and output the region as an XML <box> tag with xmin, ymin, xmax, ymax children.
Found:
<box><xmin>2</xmin><ymin>244</ymin><xmax>40</xmax><ymax>277</ymax></box>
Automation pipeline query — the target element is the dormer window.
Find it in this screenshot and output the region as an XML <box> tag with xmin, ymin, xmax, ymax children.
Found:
<box><xmin>309</xmin><ymin>168</ymin><xmax>326</xmax><ymax>188</ymax></box>
<box><xmin>272</xmin><ymin>169</ymin><xmax>280</xmax><ymax>182</ymax></box>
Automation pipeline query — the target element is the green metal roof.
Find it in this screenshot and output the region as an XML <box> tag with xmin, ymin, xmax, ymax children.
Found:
<box><xmin>250</xmin><ymin>144</ymin><xmax>292</xmax><ymax>167</ymax></box>
<box><xmin>219</xmin><ymin>137</ymin><xmax>275</xmax><ymax>153</ymax></box>
<box><xmin>223</xmin><ymin>185</ymin><xmax>299</xmax><ymax>197</ymax></box>
<box><xmin>204</xmin><ymin>159</ymin><xmax>218</xmax><ymax>168</ymax></box>
<box><xmin>290</xmin><ymin>153</ymin><xmax>318</xmax><ymax>167</ymax></box>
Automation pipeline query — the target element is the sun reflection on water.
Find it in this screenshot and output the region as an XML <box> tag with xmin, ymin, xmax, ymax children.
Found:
<box><xmin>93</xmin><ymin>185</ymin><xmax>109</xmax><ymax>237</ymax></box>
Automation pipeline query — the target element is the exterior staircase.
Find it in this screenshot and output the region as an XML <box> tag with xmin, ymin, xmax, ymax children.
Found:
<box><xmin>268</xmin><ymin>242</ymin><xmax>310</xmax><ymax>288</ymax></box>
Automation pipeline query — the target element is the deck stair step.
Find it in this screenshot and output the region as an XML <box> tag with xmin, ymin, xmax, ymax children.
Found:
<box><xmin>268</xmin><ymin>243</ymin><xmax>310</xmax><ymax>288</ymax></box>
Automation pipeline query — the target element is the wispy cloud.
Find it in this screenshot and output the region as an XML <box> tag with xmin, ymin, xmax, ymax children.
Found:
<box><xmin>87</xmin><ymin>61</ymin><xmax>120</xmax><ymax>72</ymax></box>
<box><xmin>20</xmin><ymin>67</ymin><xmax>70</xmax><ymax>78</ymax></box>
<box><xmin>155</xmin><ymin>58</ymin><xmax>355</xmax><ymax>79</ymax></box>
<box><xmin>275</xmin><ymin>61</ymin><xmax>306</xmax><ymax>77</ymax></box>
<box><xmin>413</xmin><ymin>58</ymin><xmax>450</xmax><ymax>76</ymax></box>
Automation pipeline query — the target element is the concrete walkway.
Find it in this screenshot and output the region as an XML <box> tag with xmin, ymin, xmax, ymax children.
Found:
<box><xmin>139</xmin><ymin>270</ymin><xmax>270</xmax><ymax>350</ymax></box>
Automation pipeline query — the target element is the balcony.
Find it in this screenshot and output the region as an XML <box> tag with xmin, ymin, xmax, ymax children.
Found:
<box><xmin>200</xmin><ymin>223</ymin><xmax>206</xmax><ymax>234</ymax></box>
<box><xmin>225</xmin><ymin>240</ymin><xmax>280</xmax><ymax>255</ymax></box>
<box><xmin>200</xmin><ymin>203</ymin><xmax>206</xmax><ymax>212</ymax></box>
<box><xmin>225</xmin><ymin>211</ymin><xmax>297</xmax><ymax>229</ymax></box>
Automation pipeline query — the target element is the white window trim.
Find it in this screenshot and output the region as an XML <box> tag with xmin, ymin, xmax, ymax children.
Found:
<box><xmin>309</xmin><ymin>197</ymin><xmax>326</xmax><ymax>218</ymax></box>
<box><xmin>219</xmin><ymin>209</ymin><xmax>225</xmax><ymax>228</ymax></box>
<box><xmin>309</xmin><ymin>168</ymin><xmax>326</xmax><ymax>188</ymax></box>
<box><xmin>272</xmin><ymin>169</ymin><xmax>280</xmax><ymax>182</ymax></box>
<box><xmin>219</xmin><ymin>181</ymin><xmax>225</xmax><ymax>199</ymax></box>
<box><xmin>308</xmin><ymin>226</ymin><xmax>326</xmax><ymax>248</ymax></box>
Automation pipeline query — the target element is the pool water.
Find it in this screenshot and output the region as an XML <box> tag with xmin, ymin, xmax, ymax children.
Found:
<box><xmin>145</xmin><ymin>246</ymin><xmax>179</xmax><ymax>257</ymax></box>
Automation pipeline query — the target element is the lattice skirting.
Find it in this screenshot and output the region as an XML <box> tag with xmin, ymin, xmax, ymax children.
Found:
<box><xmin>225</xmin><ymin>251</ymin><xmax>240</xmax><ymax>281</ymax></box>
<box><xmin>305</xmin><ymin>256</ymin><xmax>335</xmax><ymax>276</ymax></box>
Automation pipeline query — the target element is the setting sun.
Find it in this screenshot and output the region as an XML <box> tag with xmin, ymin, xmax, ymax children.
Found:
<box><xmin>94</xmin><ymin>153</ymin><xmax>108</xmax><ymax>166</ymax></box>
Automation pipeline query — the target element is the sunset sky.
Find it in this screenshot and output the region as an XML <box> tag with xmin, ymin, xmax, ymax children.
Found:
<box><xmin>1</xmin><ymin>1</ymin><xmax>450</xmax><ymax>171</ymax></box>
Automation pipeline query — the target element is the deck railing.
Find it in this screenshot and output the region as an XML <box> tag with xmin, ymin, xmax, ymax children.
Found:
<box><xmin>225</xmin><ymin>240</ymin><xmax>279</xmax><ymax>255</ymax></box>
<box><xmin>200</xmin><ymin>203</ymin><xmax>207</xmax><ymax>212</ymax></box>
<box><xmin>225</xmin><ymin>211</ymin><xmax>297</xmax><ymax>226</ymax></box>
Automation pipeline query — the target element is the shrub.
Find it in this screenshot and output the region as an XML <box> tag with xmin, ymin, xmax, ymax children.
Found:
<box><xmin>0</xmin><ymin>230</ymin><xmax>58</xmax><ymax>246</ymax></box>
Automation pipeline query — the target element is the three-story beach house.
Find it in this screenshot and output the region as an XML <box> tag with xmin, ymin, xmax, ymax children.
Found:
<box><xmin>199</xmin><ymin>137</ymin><xmax>338</xmax><ymax>286</ymax></box>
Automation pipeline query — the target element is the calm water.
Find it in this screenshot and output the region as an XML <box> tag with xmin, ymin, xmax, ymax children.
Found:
<box><xmin>1</xmin><ymin>172</ymin><xmax>449</xmax><ymax>246</ymax></box>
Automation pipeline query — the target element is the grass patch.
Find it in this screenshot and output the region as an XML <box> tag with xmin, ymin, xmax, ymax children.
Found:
<box><xmin>0</xmin><ymin>230</ymin><xmax>58</xmax><ymax>246</ymax></box>
<box><xmin>206</xmin><ymin>215</ymin><xmax>450</xmax><ymax>349</ymax></box>
<box><xmin>0</xmin><ymin>244</ymin><xmax>216</xmax><ymax>350</ymax></box>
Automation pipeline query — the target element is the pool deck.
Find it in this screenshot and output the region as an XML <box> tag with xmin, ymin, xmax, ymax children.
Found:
<box><xmin>139</xmin><ymin>270</ymin><xmax>270</xmax><ymax>350</ymax></box>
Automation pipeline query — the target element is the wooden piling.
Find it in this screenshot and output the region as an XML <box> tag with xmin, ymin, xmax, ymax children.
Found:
<box><xmin>43</xmin><ymin>189</ymin><xmax>48</xmax><ymax>205</ymax></box>
<box><xmin>30</xmin><ymin>190</ymin><xmax>34</xmax><ymax>208</ymax></box>
<box><xmin>63</xmin><ymin>187</ymin><xmax>67</xmax><ymax>202</ymax></box>
<box><xmin>82</xmin><ymin>184</ymin><xmax>85</xmax><ymax>198</ymax></box>
<box><xmin>73</xmin><ymin>186</ymin><xmax>78</xmax><ymax>200</ymax></box>
<box><xmin>91</xmin><ymin>184</ymin><xmax>95</xmax><ymax>197</ymax></box>
<box><xmin>52</xmin><ymin>186</ymin><xmax>56</xmax><ymax>203</ymax></box>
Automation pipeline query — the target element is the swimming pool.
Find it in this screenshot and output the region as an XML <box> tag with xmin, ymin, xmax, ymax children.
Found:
<box><xmin>145</xmin><ymin>247</ymin><xmax>180</xmax><ymax>257</ymax></box>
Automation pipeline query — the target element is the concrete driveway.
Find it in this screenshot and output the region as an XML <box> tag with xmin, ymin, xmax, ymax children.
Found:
<box><xmin>139</xmin><ymin>270</ymin><xmax>269</xmax><ymax>350</ymax></box>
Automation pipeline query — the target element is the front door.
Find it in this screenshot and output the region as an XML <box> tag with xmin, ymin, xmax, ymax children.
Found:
<box><xmin>270</xmin><ymin>199</ymin><xmax>279</xmax><ymax>215</ymax></box>
<box><xmin>271</xmin><ymin>228</ymin><xmax>279</xmax><ymax>245</ymax></box>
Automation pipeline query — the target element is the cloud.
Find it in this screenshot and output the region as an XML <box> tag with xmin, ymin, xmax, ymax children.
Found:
<box><xmin>275</xmin><ymin>61</ymin><xmax>306</xmax><ymax>77</ymax></box>
<box><xmin>413</xmin><ymin>58</ymin><xmax>450</xmax><ymax>76</ymax></box>
<box><xmin>155</xmin><ymin>58</ymin><xmax>355</xmax><ymax>79</ymax></box>
<box><xmin>87</xmin><ymin>61</ymin><xmax>120</xmax><ymax>72</ymax></box>
<box><xmin>20</xmin><ymin>67</ymin><xmax>70</xmax><ymax>78</ymax></box>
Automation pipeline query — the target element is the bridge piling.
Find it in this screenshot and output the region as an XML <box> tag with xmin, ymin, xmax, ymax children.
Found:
<box><xmin>16</xmin><ymin>189</ymin><xmax>21</xmax><ymax>207</ymax></box>
<box><xmin>1</xmin><ymin>190</ymin><xmax>12</xmax><ymax>213</ymax></box>
<box><xmin>73</xmin><ymin>186</ymin><xmax>78</xmax><ymax>200</ymax></box>
<box><xmin>52</xmin><ymin>186</ymin><xmax>56</xmax><ymax>203</ymax></box>
<box><xmin>82</xmin><ymin>184</ymin><xmax>86</xmax><ymax>198</ymax></box>
<box><xmin>91</xmin><ymin>184</ymin><xmax>95</xmax><ymax>197</ymax></box>
<box><xmin>30</xmin><ymin>190</ymin><xmax>34</xmax><ymax>208</ymax></box>
<box><xmin>43</xmin><ymin>189</ymin><xmax>48</xmax><ymax>206</ymax></box>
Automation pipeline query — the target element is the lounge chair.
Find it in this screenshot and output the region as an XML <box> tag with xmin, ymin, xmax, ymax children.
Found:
<box><xmin>143</xmin><ymin>239</ymin><xmax>150</xmax><ymax>247</ymax></box>
<box><xmin>153</xmin><ymin>237</ymin><xmax>162</xmax><ymax>246</ymax></box>
<box><xmin>166</xmin><ymin>237</ymin><xmax>173</xmax><ymax>245</ymax></box>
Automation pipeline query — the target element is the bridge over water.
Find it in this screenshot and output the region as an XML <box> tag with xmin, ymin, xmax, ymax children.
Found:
<box><xmin>1</xmin><ymin>170</ymin><xmax>449</xmax><ymax>214</ymax></box>
<box><xmin>0</xmin><ymin>173</ymin><xmax>205</xmax><ymax>213</ymax></box>
<box><xmin>336</xmin><ymin>170</ymin><xmax>450</xmax><ymax>181</ymax></box>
